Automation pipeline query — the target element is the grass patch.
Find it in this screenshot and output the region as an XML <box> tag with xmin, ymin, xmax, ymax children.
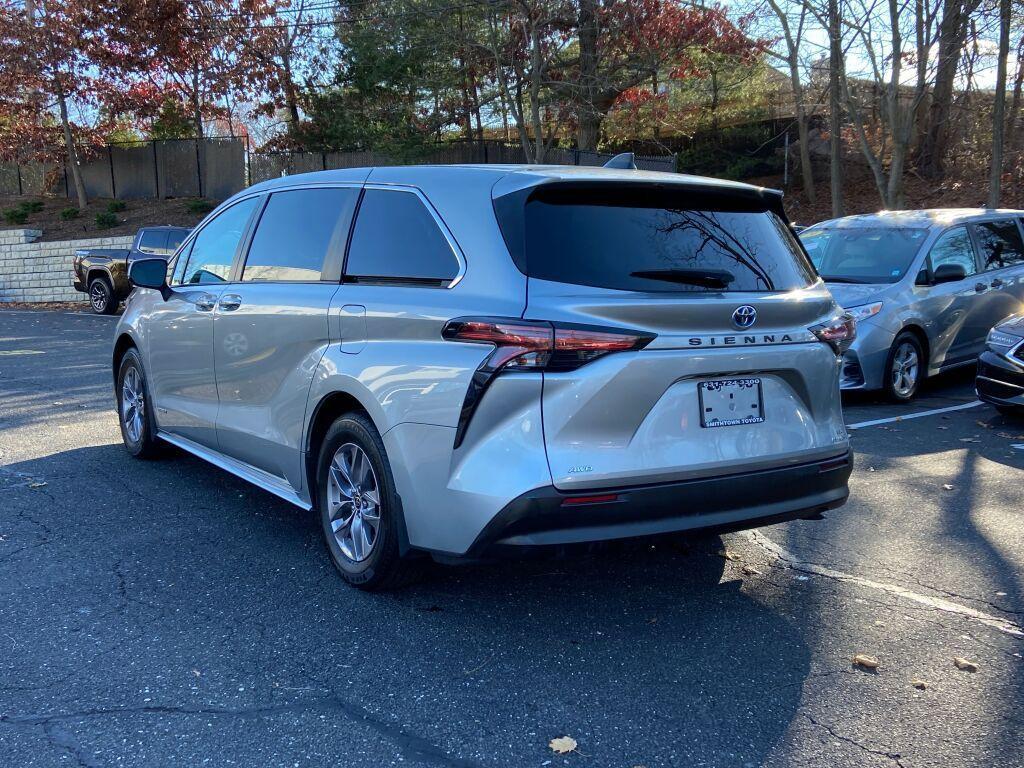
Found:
<box><xmin>184</xmin><ymin>198</ymin><xmax>215</xmax><ymax>214</ymax></box>
<box><xmin>3</xmin><ymin>207</ymin><xmax>28</xmax><ymax>225</ymax></box>
<box><xmin>94</xmin><ymin>211</ymin><xmax>118</xmax><ymax>229</ymax></box>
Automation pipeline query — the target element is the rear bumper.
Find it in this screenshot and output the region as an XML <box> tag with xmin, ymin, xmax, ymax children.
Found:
<box><xmin>465</xmin><ymin>451</ymin><xmax>853</xmax><ymax>557</ymax></box>
<box><xmin>976</xmin><ymin>351</ymin><xmax>1024</xmax><ymax>408</ymax></box>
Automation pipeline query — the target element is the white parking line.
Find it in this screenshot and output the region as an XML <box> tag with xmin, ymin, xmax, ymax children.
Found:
<box><xmin>846</xmin><ymin>400</ymin><xmax>983</xmax><ymax>430</ymax></box>
<box><xmin>744</xmin><ymin>530</ymin><xmax>1023</xmax><ymax>637</ymax></box>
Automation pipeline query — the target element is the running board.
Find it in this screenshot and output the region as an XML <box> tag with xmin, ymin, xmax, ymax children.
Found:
<box><xmin>157</xmin><ymin>431</ymin><xmax>311</xmax><ymax>511</ymax></box>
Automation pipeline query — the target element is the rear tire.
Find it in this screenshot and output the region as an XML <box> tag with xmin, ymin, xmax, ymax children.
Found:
<box><xmin>88</xmin><ymin>277</ymin><xmax>117</xmax><ymax>315</ymax></box>
<box><xmin>116</xmin><ymin>348</ymin><xmax>164</xmax><ymax>459</ymax></box>
<box><xmin>995</xmin><ymin>404</ymin><xmax>1024</xmax><ymax>419</ymax></box>
<box><xmin>883</xmin><ymin>332</ymin><xmax>924</xmax><ymax>402</ymax></box>
<box><xmin>316</xmin><ymin>412</ymin><xmax>423</xmax><ymax>591</ymax></box>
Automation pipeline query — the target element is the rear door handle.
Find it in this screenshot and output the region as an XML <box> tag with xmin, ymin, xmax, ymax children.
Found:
<box><xmin>974</xmin><ymin>282</ymin><xmax>987</xmax><ymax>293</ymax></box>
<box><xmin>990</xmin><ymin>278</ymin><xmax>1005</xmax><ymax>288</ymax></box>
<box><xmin>194</xmin><ymin>293</ymin><xmax>217</xmax><ymax>311</ymax></box>
<box><xmin>218</xmin><ymin>294</ymin><xmax>242</xmax><ymax>311</ymax></box>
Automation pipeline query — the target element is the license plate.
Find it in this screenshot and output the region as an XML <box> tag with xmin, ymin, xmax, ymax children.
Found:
<box><xmin>698</xmin><ymin>378</ymin><xmax>764</xmax><ymax>428</ymax></box>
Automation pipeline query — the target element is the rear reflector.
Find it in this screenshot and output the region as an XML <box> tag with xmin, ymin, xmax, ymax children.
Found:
<box><xmin>560</xmin><ymin>493</ymin><xmax>621</xmax><ymax>506</ymax></box>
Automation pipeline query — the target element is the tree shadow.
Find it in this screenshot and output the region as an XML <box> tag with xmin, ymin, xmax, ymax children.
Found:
<box><xmin>0</xmin><ymin>443</ymin><xmax>811</xmax><ymax>767</ymax></box>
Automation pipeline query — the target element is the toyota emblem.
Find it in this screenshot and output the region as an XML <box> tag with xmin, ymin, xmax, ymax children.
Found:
<box><xmin>732</xmin><ymin>305</ymin><xmax>757</xmax><ymax>329</ymax></box>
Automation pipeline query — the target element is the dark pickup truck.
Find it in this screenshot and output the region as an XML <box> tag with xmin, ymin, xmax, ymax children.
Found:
<box><xmin>72</xmin><ymin>226</ymin><xmax>190</xmax><ymax>314</ymax></box>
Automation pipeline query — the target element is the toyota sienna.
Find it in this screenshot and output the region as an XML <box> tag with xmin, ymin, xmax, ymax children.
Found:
<box><xmin>114</xmin><ymin>165</ymin><xmax>854</xmax><ymax>589</ymax></box>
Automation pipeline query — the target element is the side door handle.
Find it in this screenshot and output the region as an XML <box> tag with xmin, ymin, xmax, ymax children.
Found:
<box><xmin>194</xmin><ymin>293</ymin><xmax>217</xmax><ymax>311</ymax></box>
<box><xmin>990</xmin><ymin>278</ymin><xmax>1005</xmax><ymax>288</ymax></box>
<box><xmin>218</xmin><ymin>294</ymin><xmax>242</xmax><ymax>312</ymax></box>
<box><xmin>974</xmin><ymin>282</ymin><xmax>987</xmax><ymax>293</ymax></box>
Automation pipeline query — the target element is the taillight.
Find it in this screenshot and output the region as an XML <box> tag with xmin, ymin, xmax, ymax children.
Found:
<box><xmin>443</xmin><ymin>316</ymin><xmax>655</xmax><ymax>447</ymax></box>
<box><xmin>811</xmin><ymin>312</ymin><xmax>857</xmax><ymax>353</ymax></box>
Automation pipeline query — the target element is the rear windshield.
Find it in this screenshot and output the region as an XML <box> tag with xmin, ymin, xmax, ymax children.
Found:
<box><xmin>800</xmin><ymin>226</ymin><xmax>929</xmax><ymax>284</ymax></box>
<box><xmin>520</xmin><ymin>187</ymin><xmax>817</xmax><ymax>293</ymax></box>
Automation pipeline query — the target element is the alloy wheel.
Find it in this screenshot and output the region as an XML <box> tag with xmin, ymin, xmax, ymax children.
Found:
<box><xmin>326</xmin><ymin>443</ymin><xmax>381</xmax><ymax>562</ymax></box>
<box><xmin>90</xmin><ymin>282</ymin><xmax>108</xmax><ymax>312</ymax></box>
<box><xmin>891</xmin><ymin>341</ymin><xmax>919</xmax><ymax>398</ymax></box>
<box><xmin>121</xmin><ymin>366</ymin><xmax>145</xmax><ymax>443</ymax></box>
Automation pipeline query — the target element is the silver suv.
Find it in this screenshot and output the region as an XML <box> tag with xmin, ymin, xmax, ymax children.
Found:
<box><xmin>114</xmin><ymin>165</ymin><xmax>854</xmax><ymax>589</ymax></box>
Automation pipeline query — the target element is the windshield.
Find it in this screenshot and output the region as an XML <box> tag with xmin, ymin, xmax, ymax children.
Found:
<box><xmin>800</xmin><ymin>226</ymin><xmax>928</xmax><ymax>284</ymax></box>
<box><xmin>520</xmin><ymin>187</ymin><xmax>817</xmax><ymax>293</ymax></box>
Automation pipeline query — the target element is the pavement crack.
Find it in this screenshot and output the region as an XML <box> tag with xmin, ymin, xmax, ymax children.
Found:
<box><xmin>804</xmin><ymin>714</ymin><xmax>905</xmax><ymax>767</ymax></box>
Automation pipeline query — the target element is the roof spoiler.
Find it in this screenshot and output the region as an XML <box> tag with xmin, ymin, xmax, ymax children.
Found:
<box><xmin>603</xmin><ymin>152</ymin><xmax>637</xmax><ymax>170</ymax></box>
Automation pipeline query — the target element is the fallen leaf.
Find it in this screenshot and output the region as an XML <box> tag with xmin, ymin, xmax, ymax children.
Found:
<box><xmin>549</xmin><ymin>736</ymin><xmax>578</xmax><ymax>754</ymax></box>
<box><xmin>937</xmin><ymin>425</ymin><xmax>949</xmax><ymax>430</ymax></box>
<box><xmin>647</xmin><ymin>616</ymin><xmax>659</xmax><ymax>625</ymax></box>
<box><xmin>741</xmin><ymin>564</ymin><xmax>762</xmax><ymax>576</ymax></box>
<box><xmin>191</xmin><ymin>669</ymin><xmax>201</xmax><ymax>678</ymax></box>
<box><xmin>942</xmin><ymin>484</ymin><xmax>955</xmax><ymax>491</ymax></box>
<box><xmin>868</xmin><ymin>466</ymin><xmax>876</xmax><ymax>472</ymax></box>
<box><xmin>716</xmin><ymin>550</ymin><xmax>741</xmax><ymax>562</ymax></box>
<box><xmin>28</xmin><ymin>481</ymin><xmax>46</xmax><ymax>489</ymax></box>
<box><xmin>953</xmin><ymin>657</ymin><xmax>979</xmax><ymax>672</ymax></box>
<box><xmin>911</xmin><ymin>679</ymin><xmax>929</xmax><ymax>690</ymax></box>
<box><xmin>959</xmin><ymin>437</ymin><xmax>981</xmax><ymax>443</ymax></box>
<box><xmin>852</xmin><ymin>654</ymin><xmax>880</xmax><ymax>670</ymax></box>
<box><xmin>976</xmin><ymin>420</ymin><xmax>992</xmax><ymax>429</ymax></box>
<box><xmin>873</xmin><ymin>620</ymin><xmax>886</xmax><ymax>627</ymax></box>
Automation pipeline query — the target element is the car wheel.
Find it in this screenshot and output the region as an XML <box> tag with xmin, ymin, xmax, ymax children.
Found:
<box><xmin>116</xmin><ymin>348</ymin><xmax>163</xmax><ymax>458</ymax></box>
<box><xmin>88</xmin><ymin>277</ymin><xmax>117</xmax><ymax>315</ymax></box>
<box><xmin>995</xmin><ymin>404</ymin><xmax>1024</xmax><ymax>419</ymax></box>
<box><xmin>884</xmin><ymin>332</ymin><xmax>924</xmax><ymax>402</ymax></box>
<box><xmin>317</xmin><ymin>412</ymin><xmax>423</xmax><ymax>590</ymax></box>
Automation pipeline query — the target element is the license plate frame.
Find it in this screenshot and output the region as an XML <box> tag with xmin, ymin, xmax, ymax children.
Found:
<box><xmin>698</xmin><ymin>377</ymin><xmax>765</xmax><ymax>428</ymax></box>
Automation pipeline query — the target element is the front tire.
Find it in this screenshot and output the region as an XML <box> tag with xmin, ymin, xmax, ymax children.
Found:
<box><xmin>995</xmin><ymin>404</ymin><xmax>1024</xmax><ymax>419</ymax></box>
<box><xmin>884</xmin><ymin>332</ymin><xmax>924</xmax><ymax>402</ymax></box>
<box><xmin>316</xmin><ymin>412</ymin><xmax>422</xmax><ymax>590</ymax></box>
<box><xmin>88</xmin><ymin>277</ymin><xmax>117</xmax><ymax>315</ymax></box>
<box><xmin>116</xmin><ymin>349</ymin><xmax>163</xmax><ymax>458</ymax></box>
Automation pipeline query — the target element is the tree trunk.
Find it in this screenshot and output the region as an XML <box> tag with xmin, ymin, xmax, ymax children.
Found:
<box><xmin>191</xmin><ymin>67</ymin><xmax>204</xmax><ymax>139</ymax></box>
<box><xmin>282</xmin><ymin>53</ymin><xmax>300</xmax><ymax>126</ymax></box>
<box><xmin>57</xmin><ymin>87</ymin><xmax>87</xmax><ymax>209</ymax></box>
<box><xmin>575</xmin><ymin>0</ymin><xmax>599</xmax><ymax>150</ymax></box>
<box><xmin>827</xmin><ymin>0</ymin><xmax>844</xmax><ymax>217</ymax></box>
<box><xmin>989</xmin><ymin>0</ymin><xmax>1011</xmax><ymax>207</ymax></box>
<box><xmin>917</xmin><ymin>0</ymin><xmax>979</xmax><ymax>178</ymax></box>
<box><xmin>1008</xmin><ymin>36</ymin><xmax>1024</xmax><ymax>150</ymax></box>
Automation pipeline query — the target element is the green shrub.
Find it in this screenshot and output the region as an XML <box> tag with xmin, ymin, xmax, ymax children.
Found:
<box><xmin>3</xmin><ymin>207</ymin><xmax>28</xmax><ymax>225</ymax></box>
<box><xmin>19</xmin><ymin>200</ymin><xmax>44</xmax><ymax>214</ymax></box>
<box><xmin>95</xmin><ymin>211</ymin><xmax>118</xmax><ymax>229</ymax></box>
<box><xmin>60</xmin><ymin>207</ymin><xmax>80</xmax><ymax>220</ymax></box>
<box><xmin>106</xmin><ymin>200</ymin><xmax>126</xmax><ymax>213</ymax></box>
<box><xmin>185</xmin><ymin>198</ymin><xmax>215</xmax><ymax>214</ymax></box>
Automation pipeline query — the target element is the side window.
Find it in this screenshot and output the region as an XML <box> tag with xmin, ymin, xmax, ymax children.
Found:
<box><xmin>137</xmin><ymin>229</ymin><xmax>167</xmax><ymax>254</ymax></box>
<box><xmin>929</xmin><ymin>227</ymin><xmax>976</xmax><ymax>278</ymax></box>
<box><xmin>973</xmin><ymin>220</ymin><xmax>1024</xmax><ymax>271</ymax></box>
<box><xmin>178</xmin><ymin>197</ymin><xmax>260</xmax><ymax>285</ymax></box>
<box><xmin>167</xmin><ymin>230</ymin><xmax>187</xmax><ymax>254</ymax></box>
<box><xmin>346</xmin><ymin>189</ymin><xmax>460</xmax><ymax>284</ymax></box>
<box><xmin>242</xmin><ymin>188</ymin><xmax>358</xmax><ymax>282</ymax></box>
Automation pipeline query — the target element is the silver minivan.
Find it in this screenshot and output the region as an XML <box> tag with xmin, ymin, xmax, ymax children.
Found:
<box><xmin>800</xmin><ymin>210</ymin><xmax>1024</xmax><ymax>401</ymax></box>
<box><xmin>114</xmin><ymin>165</ymin><xmax>854</xmax><ymax>589</ymax></box>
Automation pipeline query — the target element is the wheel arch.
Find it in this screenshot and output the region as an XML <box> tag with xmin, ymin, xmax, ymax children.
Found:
<box><xmin>112</xmin><ymin>332</ymin><xmax>138</xmax><ymax>381</ymax></box>
<box><xmin>898</xmin><ymin>323</ymin><xmax>930</xmax><ymax>372</ymax></box>
<box><xmin>303</xmin><ymin>388</ymin><xmax>380</xmax><ymax>506</ymax></box>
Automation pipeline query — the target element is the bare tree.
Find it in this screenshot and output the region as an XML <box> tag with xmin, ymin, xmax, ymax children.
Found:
<box><xmin>989</xmin><ymin>0</ymin><xmax>1012</xmax><ymax>206</ymax></box>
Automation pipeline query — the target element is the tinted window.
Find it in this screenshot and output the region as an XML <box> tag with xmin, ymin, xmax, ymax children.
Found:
<box><xmin>138</xmin><ymin>230</ymin><xmax>167</xmax><ymax>253</ymax></box>
<box><xmin>167</xmin><ymin>230</ymin><xmax>187</xmax><ymax>253</ymax></box>
<box><xmin>243</xmin><ymin>188</ymin><xmax>358</xmax><ymax>282</ymax></box>
<box><xmin>973</xmin><ymin>220</ymin><xmax>1024</xmax><ymax>270</ymax></box>
<box><xmin>523</xmin><ymin>188</ymin><xmax>816</xmax><ymax>292</ymax></box>
<box><xmin>179</xmin><ymin>197</ymin><xmax>259</xmax><ymax>285</ymax></box>
<box><xmin>346</xmin><ymin>189</ymin><xmax>459</xmax><ymax>283</ymax></box>
<box><xmin>929</xmin><ymin>227</ymin><xmax>976</xmax><ymax>277</ymax></box>
<box><xmin>800</xmin><ymin>227</ymin><xmax>929</xmax><ymax>284</ymax></box>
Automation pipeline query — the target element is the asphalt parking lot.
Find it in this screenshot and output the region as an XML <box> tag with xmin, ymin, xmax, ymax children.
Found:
<box><xmin>1</xmin><ymin>309</ymin><xmax>1022</xmax><ymax>768</ymax></box>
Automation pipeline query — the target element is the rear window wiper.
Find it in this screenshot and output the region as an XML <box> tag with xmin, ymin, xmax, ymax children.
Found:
<box><xmin>821</xmin><ymin>275</ymin><xmax>868</xmax><ymax>284</ymax></box>
<box><xmin>630</xmin><ymin>268</ymin><xmax>735</xmax><ymax>289</ymax></box>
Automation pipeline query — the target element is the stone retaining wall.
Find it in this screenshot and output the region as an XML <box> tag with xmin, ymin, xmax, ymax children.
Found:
<box><xmin>0</xmin><ymin>229</ymin><xmax>134</xmax><ymax>303</ymax></box>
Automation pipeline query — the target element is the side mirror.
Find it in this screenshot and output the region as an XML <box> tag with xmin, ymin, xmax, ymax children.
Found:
<box><xmin>931</xmin><ymin>263</ymin><xmax>967</xmax><ymax>284</ymax></box>
<box><xmin>128</xmin><ymin>257</ymin><xmax>171</xmax><ymax>300</ymax></box>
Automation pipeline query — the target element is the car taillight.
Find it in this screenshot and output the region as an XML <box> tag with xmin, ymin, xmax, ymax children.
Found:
<box><xmin>443</xmin><ymin>316</ymin><xmax>655</xmax><ymax>447</ymax></box>
<box><xmin>811</xmin><ymin>312</ymin><xmax>856</xmax><ymax>353</ymax></box>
